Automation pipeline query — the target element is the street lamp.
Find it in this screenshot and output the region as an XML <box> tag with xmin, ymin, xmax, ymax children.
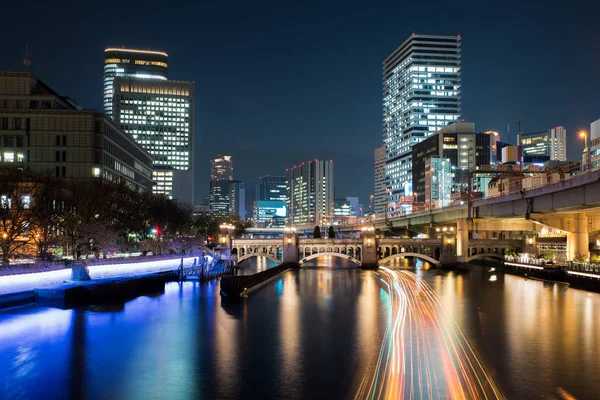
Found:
<box><xmin>579</xmin><ymin>130</ymin><xmax>589</xmax><ymax>171</ymax></box>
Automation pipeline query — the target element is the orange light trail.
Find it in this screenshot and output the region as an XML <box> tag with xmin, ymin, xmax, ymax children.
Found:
<box><xmin>355</xmin><ymin>267</ymin><xmax>505</xmax><ymax>400</ymax></box>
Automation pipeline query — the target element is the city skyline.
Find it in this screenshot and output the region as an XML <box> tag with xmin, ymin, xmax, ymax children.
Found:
<box><xmin>1</xmin><ymin>1</ymin><xmax>598</xmax><ymax>206</ymax></box>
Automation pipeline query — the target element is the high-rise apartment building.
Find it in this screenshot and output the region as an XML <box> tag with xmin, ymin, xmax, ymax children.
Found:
<box><xmin>382</xmin><ymin>34</ymin><xmax>461</xmax><ymax>208</ymax></box>
<box><xmin>373</xmin><ymin>145</ymin><xmax>387</xmax><ymax>214</ymax></box>
<box><xmin>104</xmin><ymin>48</ymin><xmax>168</xmax><ymax>119</ymax></box>
<box><xmin>0</xmin><ymin>72</ymin><xmax>153</xmax><ymax>191</ymax></box>
<box><xmin>286</xmin><ymin>160</ymin><xmax>334</xmax><ymax>226</ymax></box>
<box><xmin>259</xmin><ymin>175</ymin><xmax>286</xmax><ymax>201</ymax></box>
<box><xmin>211</xmin><ymin>155</ymin><xmax>233</xmax><ymax>181</ymax></box>
<box><xmin>112</xmin><ymin>77</ymin><xmax>194</xmax><ymax>204</ymax></box>
<box><xmin>520</xmin><ymin>127</ymin><xmax>567</xmax><ymax>162</ymax></box>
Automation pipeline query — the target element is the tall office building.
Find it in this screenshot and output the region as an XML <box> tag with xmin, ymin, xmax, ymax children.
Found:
<box><xmin>425</xmin><ymin>157</ymin><xmax>452</xmax><ymax>209</ymax></box>
<box><xmin>259</xmin><ymin>175</ymin><xmax>286</xmax><ymax>201</ymax></box>
<box><xmin>550</xmin><ymin>126</ymin><xmax>567</xmax><ymax>161</ymax></box>
<box><xmin>230</xmin><ymin>181</ymin><xmax>257</xmax><ymax>220</ymax></box>
<box><xmin>382</xmin><ymin>34</ymin><xmax>461</xmax><ymax>209</ymax></box>
<box><xmin>590</xmin><ymin>119</ymin><xmax>600</xmax><ymax>169</ymax></box>
<box><xmin>520</xmin><ymin>127</ymin><xmax>567</xmax><ymax>162</ymax></box>
<box><xmin>0</xmin><ymin>72</ymin><xmax>154</xmax><ymax>191</ymax></box>
<box><xmin>286</xmin><ymin>160</ymin><xmax>334</xmax><ymax>226</ymax></box>
<box><xmin>112</xmin><ymin>77</ymin><xmax>194</xmax><ymax>204</ymax></box>
<box><xmin>373</xmin><ymin>145</ymin><xmax>387</xmax><ymax>214</ymax></box>
<box><xmin>104</xmin><ymin>48</ymin><xmax>168</xmax><ymax>119</ymax></box>
<box><xmin>211</xmin><ymin>155</ymin><xmax>233</xmax><ymax>181</ymax></box>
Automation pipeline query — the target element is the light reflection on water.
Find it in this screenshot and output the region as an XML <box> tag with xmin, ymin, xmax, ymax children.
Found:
<box><xmin>0</xmin><ymin>258</ymin><xmax>598</xmax><ymax>399</ymax></box>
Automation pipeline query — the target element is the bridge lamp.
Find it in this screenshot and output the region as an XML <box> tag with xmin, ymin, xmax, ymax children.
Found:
<box><xmin>367</xmin><ymin>238</ymin><xmax>372</xmax><ymax>247</ymax></box>
<box><xmin>447</xmin><ymin>238</ymin><xmax>453</xmax><ymax>244</ymax></box>
<box><xmin>442</xmin><ymin>227</ymin><xmax>448</xmax><ymax>232</ymax></box>
<box><xmin>528</xmin><ymin>237</ymin><xmax>533</xmax><ymax>245</ymax></box>
<box><xmin>287</xmin><ymin>238</ymin><xmax>292</xmax><ymax>244</ymax></box>
<box><xmin>450</xmin><ymin>227</ymin><xmax>454</xmax><ymax>232</ymax></box>
<box><xmin>436</xmin><ymin>227</ymin><xmax>440</xmax><ymax>232</ymax></box>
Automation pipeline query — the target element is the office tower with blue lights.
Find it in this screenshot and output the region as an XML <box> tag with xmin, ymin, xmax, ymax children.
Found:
<box><xmin>108</xmin><ymin>48</ymin><xmax>195</xmax><ymax>204</ymax></box>
<box><xmin>382</xmin><ymin>34</ymin><xmax>461</xmax><ymax>211</ymax></box>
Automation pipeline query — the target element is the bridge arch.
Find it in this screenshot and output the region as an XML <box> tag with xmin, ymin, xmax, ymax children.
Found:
<box><xmin>237</xmin><ymin>253</ymin><xmax>281</xmax><ymax>265</ymax></box>
<box><xmin>378</xmin><ymin>252</ymin><xmax>440</xmax><ymax>267</ymax></box>
<box><xmin>466</xmin><ymin>253</ymin><xmax>504</xmax><ymax>263</ymax></box>
<box><xmin>298</xmin><ymin>252</ymin><xmax>362</xmax><ymax>267</ymax></box>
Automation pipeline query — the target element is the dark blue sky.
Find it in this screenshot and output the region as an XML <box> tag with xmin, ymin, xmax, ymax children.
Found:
<box><xmin>1</xmin><ymin>0</ymin><xmax>598</xmax><ymax>206</ymax></box>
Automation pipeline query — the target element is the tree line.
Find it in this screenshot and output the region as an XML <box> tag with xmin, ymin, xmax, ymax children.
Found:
<box><xmin>0</xmin><ymin>167</ymin><xmax>247</xmax><ymax>265</ymax></box>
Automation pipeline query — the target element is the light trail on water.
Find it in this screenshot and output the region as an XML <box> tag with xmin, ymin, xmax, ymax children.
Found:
<box><xmin>355</xmin><ymin>267</ymin><xmax>504</xmax><ymax>400</ymax></box>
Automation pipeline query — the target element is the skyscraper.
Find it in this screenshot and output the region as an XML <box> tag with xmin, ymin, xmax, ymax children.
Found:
<box><xmin>112</xmin><ymin>77</ymin><xmax>194</xmax><ymax>204</ymax></box>
<box><xmin>550</xmin><ymin>126</ymin><xmax>567</xmax><ymax>161</ymax></box>
<box><xmin>210</xmin><ymin>155</ymin><xmax>233</xmax><ymax>180</ymax></box>
<box><xmin>373</xmin><ymin>145</ymin><xmax>387</xmax><ymax>214</ymax></box>
<box><xmin>104</xmin><ymin>48</ymin><xmax>168</xmax><ymax>119</ymax></box>
<box><xmin>382</xmin><ymin>34</ymin><xmax>461</xmax><ymax>209</ymax></box>
<box><xmin>259</xmin><ymin>175</ymin><xmax>287</xmax><ymax>201</ymax></box>
<box><xmin>286</xmin><ymin>160</ymin><xmax>334</xmax><ymax>226</ymax></box>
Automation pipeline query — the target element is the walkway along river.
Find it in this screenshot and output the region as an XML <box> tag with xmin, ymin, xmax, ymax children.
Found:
<box><xmin>0</xmin><ymin>256</ymin><xmax>598</xmax><ymax>399</ymax></box>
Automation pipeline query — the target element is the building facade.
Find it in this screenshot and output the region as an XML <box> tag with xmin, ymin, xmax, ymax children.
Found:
<box><xmin>286</xmin><ymin>160</ymin><xmax>334</xmax><ymax>226</ymax></box>
<box><xmin>383</xmin><ymin>34</ymin><xmax>461</xmax><ymax>208</ymax></box>
<box><xmin>259</xmin><ymin>175</ymin><xmax>286</xmax><ymax>201</ymax></box>
<box><xmin>412</xmin><ymin>123</ymin><xmax>492</xmax><ymax>205</ymax></box>
<box><xmin>591</xmin><ymin>119</ymin><xmax>600</xmax><ymax>169</ymax></box>
<box><xmin>0</xmin><ymin>72</ymin><xmax>153</xmax><ymax>191</ymax></box>
<box><xmin>104</xmin><ymin>48</ymin><xmax>168</xmax><ymax>119</ymax></box>
<box><xmin>209</xmin><ymin>179</ymin><xmax>235</xmax><ymax>216</ymax></box>
<box><xmin>112</xmin><ymin>77</ymin><xmax>194</xmax><ymax>203</ymax></box>
<box><xmin>230</xmin><ymin>181</ymin><xmax>257</xmax><ymax>220</ymax></box>
<box><xmin>211</xmin><ymin>155</ymin><xmax>233</xmax><ymax>181</ymax></box>
<box><xmin>373</xmin><ymin>145</ymin><xmax>387</xmax><ymax>214</ymax></box>
<box><xmin>333</xmin><ymin>198</ymin><xmax>351</xmax><ymax>216</ymax></box>
<box><xmin>253</xmin><ymin>200</ymin><xmax>286</xmax><ymax>227</ymax></box>
<box><xmin>520</xmin><ymin>127</ymin><xmax>567</xmax><ymax>162</ymax></box>
<box><xmin>425</xmin><ymin>157</ymin><xmax>452</xmax><ymax>209</ymax></box>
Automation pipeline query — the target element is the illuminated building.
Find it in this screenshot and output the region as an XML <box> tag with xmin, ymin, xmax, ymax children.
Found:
<box><xmin>333</xmin><ymin>198</ymin><xmax>351</xmax><ymax>216</ymax></box>
<box><xmin>259</xmin><ymin>175</ymin><xmax>286</xmax><ymax>201</ymax></box>
<box><xmin>230</xmin><ymin>181</ymin><xmax>257</xmax><ymax>220</ymax></box>
<box><xmin>112</xmin><ymin>77</ymin><xmax>194</xmax><ymax>204</ymax></box>
<box><xmin>209</xmin><ymin>179</ymin><xmax>235</xmax><ymax>216</ymax></box>
<box><xmin>425</xmin><ymin>157</ymin><xmax>452</xmax><ymax>209</ymax></box>
<box><xmin>286</xmin><ymin>160</ymin><xmax>334</xmax><ymax>226</ymax></box>
<box><xmin>104</xmin><ymin>48</ymin><xmax>168</xmax><ymax>119</ymax></box>
<box><xmin>373</xmin><ymin>145</ymin><xmax>387</xmax><ymax>214</ymax></box>
<box><xmin>253</xmin><ymin>200</ymin><xmax>286</xmax><ymax>227</ymax></box>
<box><xmin>211</xmin><ymin>155</ymin><xmax>233</xmax><ymax>181</ymax></box>
<box><xmin>0</xmin><ymin>72</ymin><xmax>153</xmax><ymax>191</ymax></box>
<box><xmin>412</xmin><ymin>122</ymin><xmax>492</xmax><ymax>205</ymax></box>
<box><xmin>383</xmin><ymin>34</ymin><xmax>461</xmax><ymax>208</ymax></box>
<box><xmin>520</xmin><ymin>127</ymin><xmax>567</xmax><ymax>162</ymax></box>
<box><xmin>591</xmin><ymin>119</ymin><xmax>600</xmax><ymax>169</ymax></box>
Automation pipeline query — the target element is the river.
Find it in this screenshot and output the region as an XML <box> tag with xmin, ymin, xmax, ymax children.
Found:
<box><xmin>0</xmin><ymin>256</ymin><xmax>598</xmax><ymax>399</ymax></box>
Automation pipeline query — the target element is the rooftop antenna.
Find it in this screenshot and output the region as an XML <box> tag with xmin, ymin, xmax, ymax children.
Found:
<box><xmin>23</xmin><ymin>45</ymin><xmax>31</xmax><ymax>72</ymax></box>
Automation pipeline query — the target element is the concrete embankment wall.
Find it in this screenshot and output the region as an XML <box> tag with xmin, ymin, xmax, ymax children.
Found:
<box><xmin>0</xmin><ymin>256</ymin><xmax>198</xmax><ymax>309</ymax></box>
<box><xmin>220</xmin><ymin>262</ymin><xmax>299</xmax><ymax>297</ymax></box>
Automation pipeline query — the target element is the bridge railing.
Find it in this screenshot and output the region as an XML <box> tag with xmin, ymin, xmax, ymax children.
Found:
<box><xmin>566</xmin><ymin>262</ymin><xmax>600</xmax><ymax>276</ymax></box>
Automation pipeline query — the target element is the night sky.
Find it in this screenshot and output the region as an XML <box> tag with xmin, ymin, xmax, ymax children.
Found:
<box><xmin>1</xmin><ymin>0</ymin><xmax>598</xmax><ymax>206</ymax></box>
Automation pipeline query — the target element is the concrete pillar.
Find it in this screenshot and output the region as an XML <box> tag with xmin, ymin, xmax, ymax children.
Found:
<box><xmin>522</xmin><ymin>232</ymin><xmax>537</xmax><ymax>256</ymax></box>
<box><xmin>441</xmin><ymin>234</ymin><xmax>457</xmax><ymax>268</ymax></box>
<box><xmin>567</xmin><ymin>214</ymin><xmax>589</xmax><ymax>261</ymax></box>
<box><xmin>283</xmin><ymin>232</ymin><xmax>299</xmax><ymax>263</ymax></box>
<box><xmin>456</xmin><ymin>218</ymin><xmax>469</xmax><ymax>265</ymax></box>
<box><xmin>361</xmin><ymin>228</ymin><xmax>378</xmax><ymax>269</ymax></box>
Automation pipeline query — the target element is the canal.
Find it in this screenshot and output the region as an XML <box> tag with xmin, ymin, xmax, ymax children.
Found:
<box><xmin>0</xmin><ymin>256</ymin><xmax>599</xmax><ymax>399</ymax></box>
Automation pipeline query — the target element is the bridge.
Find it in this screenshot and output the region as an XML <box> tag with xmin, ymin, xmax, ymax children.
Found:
<box><xmin>230</xmin><ymin>233</ymin><xmax>517</xmax><ymax>268</ymax></box>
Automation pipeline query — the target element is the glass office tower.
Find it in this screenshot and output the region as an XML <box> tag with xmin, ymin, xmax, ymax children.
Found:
<box><xmin>104</xmin><ymin>48</ymin><xmax>168</xmax><ymax>119</ymax></box>
<box><xmin>112</xmin><ymin>78</ymin><xmax>194</xmax><ymax>203</ymax></box>
<box><xmin>382</xmin><ymin>34</ymin><xmax>461</xmax><ymax>209</ymax></box>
